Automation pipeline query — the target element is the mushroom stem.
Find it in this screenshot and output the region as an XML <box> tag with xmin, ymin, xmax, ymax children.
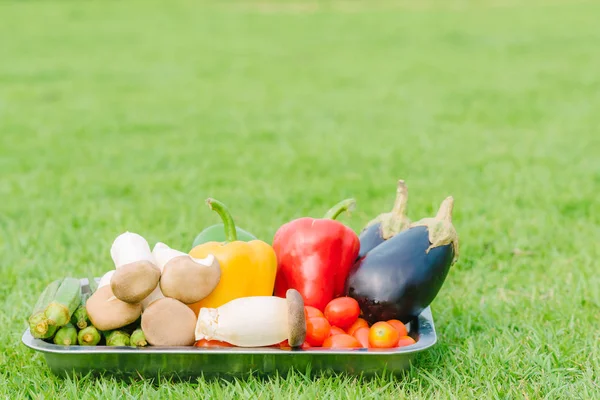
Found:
<box><xmin>98</xmin><ymin>270</ymin><xmax>115</xmax><ymax>288</ymax></box>
<box><xmin>195</xmin><ymin>290</ymin><xmax>306</xmax><ymax>348</ymax></box>
<box><xmin>141</xmin><ymin>284</ymin><xmax>165</xmax><ymax>310</ymax></box>
<box><xmin>110</xmin><ymin>232</ymin><xmax>156</xmax><ymax>268</ymax></box>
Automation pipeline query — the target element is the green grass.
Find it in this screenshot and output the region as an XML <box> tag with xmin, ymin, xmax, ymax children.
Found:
<box><xmin>1</xmin><ymin>0</ymin><xmax>599</xmax><ymax>398</ymax></box>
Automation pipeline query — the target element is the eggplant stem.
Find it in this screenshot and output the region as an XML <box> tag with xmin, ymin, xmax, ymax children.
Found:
<box><xmin>391</xmin><ymin>180</ymin><xmax>408</xmax><ymax>217</ymax></box>
<box><xmin>435</xmin><ymin>196</ymin><xmax>454</xmax><ymax>222</ymax></box>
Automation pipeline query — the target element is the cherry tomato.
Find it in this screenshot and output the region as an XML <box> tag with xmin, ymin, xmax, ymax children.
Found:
<box><xmin>300</xmin><ymin>341</ymin><xmax>311</xmax><ymax>350</ymax></box>
<box><xmin>329</xmin><ymin>326</ymin><xmax>345</xmax><ymax>336</ymax></box>
<box><xmin>322</xmin><ymin>334</ymin><xmax>362</xmax><ymax>349</ymax></box>
<box><xmin>396</xmin><ymin>336</ymin><xmax>417</xmax><ymax>347</ymax></box>
<box><xmin>352</xmin><ymin>327</ymin><xmax>370</xmax><ymax>348</ymax></box>
<box><xmin>306</xmin><ymin>316</ymin><xmax>331</xmax><ymax>347</ymax></box>
<box><xmin>346</xmin><ymin>318</ymin><xmax>369</xmax><ymax>336</ymax></box>
<box><xmin>304</xmin><ymin>306</ymin><xmax>324</xmax><ymax>319</ymax></box>
<box><xmin>387</xmin><ymin>319</ymin><xmax>408</xmax><ymax>337</ymax></box>
<box><xmin>324</xmin><ymin>297</ymin><xmax>360</xmax><ymax>330</ymax></box>
<box><xmin>194</xmin><ymin>339</ymin><xmax>234</xmax><ymax>348</ymax></box>
<box><xmin>368</xmin><ymin>321</ymin><xmax>400</xmax><ymax>348</ymax></box>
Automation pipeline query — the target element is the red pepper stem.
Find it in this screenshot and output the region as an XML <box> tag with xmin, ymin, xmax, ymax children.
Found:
<box><xmin>323</xmin><ymin>198</ymin><xmax>356</xmax><ymax>220</ymax></box>
<box><xmin>435</xmin><ymin>196</ymin><xmax>454</xmax><ymax>223</ymax></box>
<box><xmin>391</xmin><ymin>180</ymin><xmax>408</xmax><ymax>218</ymax></box>
<box><xmin>205</xmin><ymin>198</ymin><xmax>238</xmax><ymax>242</ymax></box>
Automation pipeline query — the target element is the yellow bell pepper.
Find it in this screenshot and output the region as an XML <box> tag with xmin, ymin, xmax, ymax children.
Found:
<box><xmin>188</xmin><ymin>198</ymin><xmax>277</xmax><ymax>316</ymax></box>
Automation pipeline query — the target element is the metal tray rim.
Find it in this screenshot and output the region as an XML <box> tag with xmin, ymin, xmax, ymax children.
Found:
<box><xmin>22</xmin><ymin>307</ymin><xmax>436</xmax><ymax>356</ymax></box>
<box><xmin>22</xmin><ymin>278</ymin><xmax>437</xmax><ymax>357</ymax></box>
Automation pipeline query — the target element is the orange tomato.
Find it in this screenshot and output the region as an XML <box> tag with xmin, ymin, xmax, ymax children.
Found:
<box><xmin>396</xmin><ymin>336</ymin><xmax>417</xmax><ymax>347</ymax></box>
<box><xmin>304</xmin><ymin>306</ymin><xmax>324</xmax><ymax>319</ymax></box>
<box><xmin>368</xmin><ymin>321</ymin><xmax>400</xmax><ymax>348</ymax></box>
<box><xmin>387</xmin><ymin>319</ymin><xmax>408</xmax><ymax>337</ymax></box>
<box><xmin>346</xmin><ymin>318</ymin><xmax>369</xmax><ymax>336</ymax></box>
<box><xmin>322</xmin><ymin>334</ymin><xmax>362</xmax><ymax>349</ymax></box>
<box><xmin>194</xmin><ymin>339</ymin><xmax>234</xmax><ymax>348</ymax></box>
<box><xmin>324</xmin><ymin>297</ymin><xmax>360</xmax><ymax>330</ymax></box>
<box><xmin>352</xmin><ymin>327</ymin><xmax>370</xmax><ymax>348</ymax></box>
<box><xmin>329</xmin><ymin>326</ymin><xmax>345</xmax><ymax>336</ymax></box>
<box><xmin>306</xmin><ymin>316</ymin><xmax>331</xmax><ymax>347</ymax></box>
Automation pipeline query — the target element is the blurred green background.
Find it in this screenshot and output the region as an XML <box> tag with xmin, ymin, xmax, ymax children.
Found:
<box><xmin>1</xmin><ymin>1</ymin><xmax>598</xmax><ymax>398</ymax></box>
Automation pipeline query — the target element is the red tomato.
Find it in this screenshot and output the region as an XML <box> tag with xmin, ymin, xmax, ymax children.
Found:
<box><xmin>306</xmin><ymin>316</ymin><xmax>331</xmax><ymax>347</ymax></box>
<box><xmin>346</xmin><ymin>318</ymin><xmax>369</xmax><ymax>336</ymax></box>
<box><xmin>323</xmin><ymin>297</ymin><xmax>360</xmax><ymax>330</ymax></box>
<box><xmin>329</xmin><ymin>326</ymin><xmax>345</xmax><ymax>336</ymax></box>
<box><xmin>352</xmin><ymin>327</ymin><xmax>370</xmax><ymax>348</ymax></box>
<box><xmin>368</xmin><ymin>322</ymin><xmax>400</xmax><ymax>349</ymax></box>
<box><xmin>396</xmin><ymin>336</ymin><xmax>417</xmax><ymax>347</ymax></box>
<box><xmin>387</xmin><ymin>319</ymin><xmax>408</xmax><ymax>337</ymax></box>
<box><xmin>194</xmin><ymin>339</ymin><xmax>234</xmax><ymax>348</ymax></box>
<box><xmin>304</xmin><ymin>306</ymin><xmax>324</xmax><ymax>319</ymax></box>
<box><xmin>322</xmin><ymin>334</ymin><xmax>362</xmax><ymax>349</ymax></box>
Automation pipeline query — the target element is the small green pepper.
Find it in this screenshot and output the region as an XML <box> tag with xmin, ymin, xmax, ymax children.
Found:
<box><xmin>192</xmin><ymin>223</ymin><xmax>257</xmax><ymax>248</ymax></box>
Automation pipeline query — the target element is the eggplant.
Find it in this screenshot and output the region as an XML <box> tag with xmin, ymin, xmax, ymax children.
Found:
<box><xmin>357</xmin><ymin>180</ymin><xmax>411</xmax><ymax>259</ymax></box>
<box><xmin>345</xmin><ymin>196</ymin><xmax>459</xmax><ymax>324</ymax></box>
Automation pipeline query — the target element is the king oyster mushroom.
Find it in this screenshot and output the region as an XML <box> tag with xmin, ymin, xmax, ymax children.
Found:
<box><xmin>109</xmin><ymin>232</ymin><xmax>161</xmax><ymax>304</ymax></box>
<box><xmin>152</xmin><ymin>242</ymin><xmax>221</xmax><ymax>304</ymax></box>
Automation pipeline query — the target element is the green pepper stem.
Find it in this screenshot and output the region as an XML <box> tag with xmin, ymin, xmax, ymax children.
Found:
<box><xmin>391</xmin><ymin>180</ymin><xmax>408</xmax><ymax>218</ymax></box>
<box><xmin>323</xmin><ymin>198</ymin><xmax>356</xmax><ymax>220</ymax></box>
<box><xmin>206</xmin><ymin>198</ymin><xmax>238</xmax><ymax>242</ymax></box>
<box><xmin>435</xmin><ymin>196</ymin><xmax>454</xmax><ymax>222</ymax></box>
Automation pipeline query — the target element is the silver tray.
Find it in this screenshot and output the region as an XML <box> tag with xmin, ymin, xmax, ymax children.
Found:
<box><xmin>21</xmin><ymin>279</ymin><xmax>438</xmax><ymax>379</ymax></box>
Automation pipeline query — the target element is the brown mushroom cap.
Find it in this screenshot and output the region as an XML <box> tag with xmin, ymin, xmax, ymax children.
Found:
<box><xmin>141</xmin><ymin>297</ymin><xmax>197</xmax><ymax>346</ymax></box>
<box><xmin>159</xmin><ymin>255</ymin><xmax>221</xmax><ymax>304</ymax></box>
<box><xmin>110</xmin><ymin>260</ymin><xmax>161</xmax><ymax>304</ymax></box>
<box><xmin>86</xmin><ymin>285</ymin><xmax>142</xmax><ymax>331</ymax></box>
<box><xmin>286</xmin><ymin>289</ymin><xmax>306</xmax><ymax>347</ymax></box>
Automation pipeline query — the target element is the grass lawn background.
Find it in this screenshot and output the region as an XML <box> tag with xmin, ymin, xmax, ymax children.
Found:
<box><xmin>1</xmin><ymin>0</ymin><xmax>599</xmax><ymax>398</ymax></box>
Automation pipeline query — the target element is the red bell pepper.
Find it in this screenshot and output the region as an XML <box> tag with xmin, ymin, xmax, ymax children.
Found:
<box><xmin>272</xmin><ymin>199</ymin><xmax>360</xmax><ymax>311</ymax></box>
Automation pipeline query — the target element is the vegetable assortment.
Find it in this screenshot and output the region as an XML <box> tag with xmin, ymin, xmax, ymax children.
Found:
<box><xmin>26</xmin><ymin>179</ymin><xmax>459</xmax><ymax>353</ymax></box>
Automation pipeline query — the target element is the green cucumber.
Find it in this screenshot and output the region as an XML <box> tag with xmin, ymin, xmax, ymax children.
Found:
<box><xmin>28</xmin><ymin>279</ymin><xmax>63</xmax><ymax>339</ymax></box>
<box><xmin>44</xmin><ymin>277</ymin><xmax>82</xmax><ymax>328</ymax></box>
